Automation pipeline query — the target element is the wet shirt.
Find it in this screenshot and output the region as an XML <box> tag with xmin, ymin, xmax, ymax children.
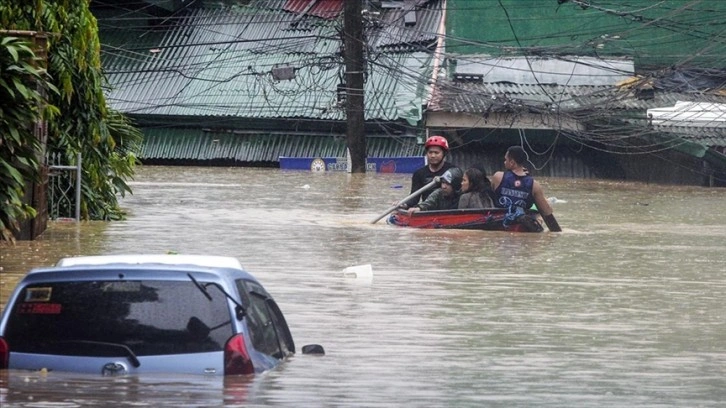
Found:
<box><xmin>405</xmin><ymin>162</ymin><xmax>454</xmax><ymax>208</ymax></box>
<box><xmin>495</xmin><ymin>171</ymin><xmax>535</xmax><ymax>210</ymax></box>
<box><xmin>458</xmin><ymin>191</ymin><xmax>495</xmax><ymax>209</ymax></box>
<box><xmin>416</xmin><ymin>188</ymin><xmax>460</xmax><ymax>211</ymax></box>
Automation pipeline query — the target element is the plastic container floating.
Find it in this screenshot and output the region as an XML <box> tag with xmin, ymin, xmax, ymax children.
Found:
<box><xmin>342</xmin><ymin>264</ymin><xmax>373</xmax><ymax>281</ymax></box>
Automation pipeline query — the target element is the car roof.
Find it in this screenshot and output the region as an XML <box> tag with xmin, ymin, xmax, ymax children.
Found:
<box><xmin>55</xmin><ymin>254</ymin><xmax>243</xmax><ymax>269</ymax></box>
<box><xmin>20</xmin><ymin>254</ymin><xmax>256</xmax><ymax>283</ymax></box>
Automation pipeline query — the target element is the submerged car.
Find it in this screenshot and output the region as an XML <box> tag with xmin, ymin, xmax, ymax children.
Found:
<box><xmin>0</xmin><ymin>254</ymin><xmax>323</xmax><ymax>376</ymax></box>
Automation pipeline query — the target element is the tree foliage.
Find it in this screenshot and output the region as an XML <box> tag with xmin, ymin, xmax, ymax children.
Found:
<box><xmin>0</xmin><ymin>36</ymin><xmax>57</xmax><ymax>241</ymax></box>
<box><xmin>0</xmin><ymin>0</ymin><xmax>142</xmax><ymax>228</ymax></box>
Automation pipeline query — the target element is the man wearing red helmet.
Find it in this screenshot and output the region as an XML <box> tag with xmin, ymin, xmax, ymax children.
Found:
<box><xmin>402</xmin><ymin>135</ymin><xmax>455</xmax><ymax>209</ymax></box>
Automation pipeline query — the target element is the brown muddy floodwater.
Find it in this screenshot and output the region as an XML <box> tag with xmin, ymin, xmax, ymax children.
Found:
<box><xmin>1</xmin><ymin>165</ymin><xmax>726</xmax><ymax>407</ymax></box>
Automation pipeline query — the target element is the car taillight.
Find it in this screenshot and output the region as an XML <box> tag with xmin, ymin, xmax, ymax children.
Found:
<box><xmin>0</xmin><ymin>337</ymin><xmax>8</xmax><ymax>369</ymax></box>
<box><xmin>224</xmin><ymin>334</ymin><xmax>254</xmax><ymax>375</ymax></box>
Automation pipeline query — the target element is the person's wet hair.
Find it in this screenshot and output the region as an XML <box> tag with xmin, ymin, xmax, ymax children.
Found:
<box><xmin>465</xmin><ymin>168</ymin><xmax>487</xmax><ymax>193</ymax></box>
<box><xmin>507</xmin><ymin>146</ymin><xmax>529</xmax><ymax>165</ymax></box>
<box><xmin>471</xmin><ymin>164</ymin><xmax>492</xmax><ymax>188</ymax></box>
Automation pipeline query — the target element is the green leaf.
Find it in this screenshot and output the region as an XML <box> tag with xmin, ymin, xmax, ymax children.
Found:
<box><xmin>12</xmin><ymin>79</ymin><xmax>30</xmax><ymax>99</ymax></box>
<box><xmin>6</xmin><ymin>127</ymin><xmax>21</xmax><ymax>144</ymax></box>
<box><xmin>6</xmin><ymin>43</ymin><xmax>19</xmax><ymax>62</ymax></box>
<box><xmin>0</xmin><ymin>161</ymin><xmax>24</xmax><ymax>185</ymax></box>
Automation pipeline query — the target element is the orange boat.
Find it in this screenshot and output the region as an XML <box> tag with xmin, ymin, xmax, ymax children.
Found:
<box><xmin>386</xmin><ymin>208</ymin><xmax>544</xmax><ymax>232</ymax></box>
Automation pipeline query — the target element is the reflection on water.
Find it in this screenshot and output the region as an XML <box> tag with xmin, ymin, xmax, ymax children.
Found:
<box><xmin>1</xmin><ymin>166</ymin><xmax>726</xmax><ymax>407</ymax></box>
<box><xmin>0</xmin><ymin>369</ymin><xmax>254</xmax><ymax>406</ymax></box>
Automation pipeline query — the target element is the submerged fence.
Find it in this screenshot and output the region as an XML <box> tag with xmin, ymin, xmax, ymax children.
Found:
<box><xmin>47</xmin><ymin>152</ymin><xmax>81</xmax><ymax>221</ymax></box>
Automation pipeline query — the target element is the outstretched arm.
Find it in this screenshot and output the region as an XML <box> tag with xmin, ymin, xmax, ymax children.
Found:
<box><xmin>408</xmin><ymin>188</ymin><xmax>442</xmax><ymax>213</ymax></box>
<box><xmin>532</xmin><ymin>182</ymin><xmax>561</xmax><ymax>232</ymax></box>
<box><xmin>403</xmin><ymin>172</ymin><xmax>425</xmax><ymax>208</ymax></box>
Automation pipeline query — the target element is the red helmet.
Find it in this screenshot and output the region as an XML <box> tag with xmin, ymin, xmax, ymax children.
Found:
<box><xmin>424</xmin><ymin>136</ymin><xmax>449</xmax><ymax>152</ymax></box>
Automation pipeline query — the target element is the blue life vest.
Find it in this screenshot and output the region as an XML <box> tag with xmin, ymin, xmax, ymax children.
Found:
<box><xmin>495</xmin><ymin>171</ymin><xmax>535</xmax><ymax>211</ymax></box>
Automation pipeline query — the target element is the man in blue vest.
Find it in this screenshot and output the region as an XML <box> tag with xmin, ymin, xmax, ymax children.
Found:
<box><xmin>491</xmin><ymin>146</ymin><xmax>562</xmax><ymax>232</ymax></box>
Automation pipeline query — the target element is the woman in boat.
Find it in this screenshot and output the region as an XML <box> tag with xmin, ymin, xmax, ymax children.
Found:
<box><xmin>407</xmin><ymin>167</ymin><xmax>463</xmax><ymax>213</ymax></box>
<box><xmin>458</xmin><ymin>167</ymin><xmax>496</xmax><ymax>209</ymax></box>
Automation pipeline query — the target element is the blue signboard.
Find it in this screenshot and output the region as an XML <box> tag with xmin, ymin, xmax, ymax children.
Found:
<box><xmin>279</xmin><ymin>157</ymin><xmax>425</xmax><ymax>174</ymax></box>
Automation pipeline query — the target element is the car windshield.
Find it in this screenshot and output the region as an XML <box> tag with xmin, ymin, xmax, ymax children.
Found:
<box><xmin>4</xmin><ymin>280</ymin><xmax>234</xmax><ymax>357</ymax></box>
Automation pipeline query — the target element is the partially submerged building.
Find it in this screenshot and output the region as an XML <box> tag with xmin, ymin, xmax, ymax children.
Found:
<box><xmin>94</xmin><ymin>0</ymin><xmax>443</xmax><ymax>167</ymax></box>
<box><xmin>434</xmin><ymin>0</ymin><xmax>726</xmax><ymax>186</ymax></box>
<box><xmin>94</xmin><ymin>0</ymin><xmax>726</xmax><ymax>185</ymax></box>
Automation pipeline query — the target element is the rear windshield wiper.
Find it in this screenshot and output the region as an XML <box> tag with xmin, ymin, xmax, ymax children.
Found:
<box><xmin>55</xmin><ymin>340</ymin><xmax>140</xmax><ymax>368</ymax></box>
<box><xmin>188</xmin><ymin>273</ymin><xmax>213</xmax><ymax>300</ymax></box>
<box><xmin>187</xmin><ymin>273</ymin><xmax>247</xmax><ymax>320</ymax></box>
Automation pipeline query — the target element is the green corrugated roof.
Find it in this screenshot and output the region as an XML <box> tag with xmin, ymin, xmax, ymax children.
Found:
<box><xmin>139</xmin><ymin>128</ymin><xmax>423</xmax><ymax>162</ymax></box>
<box><xmin>98</xmin><ymin>5</ymin><xmax>433</xmax><ymax>125</ymax></box>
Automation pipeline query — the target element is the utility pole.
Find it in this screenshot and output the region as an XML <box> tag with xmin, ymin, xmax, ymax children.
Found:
<box><xmin>343</xmin><ymin>0</ymin><xmax>367</xmax><ymax>173</ymax></box>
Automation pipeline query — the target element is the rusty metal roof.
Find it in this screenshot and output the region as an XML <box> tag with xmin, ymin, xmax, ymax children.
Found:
<box><xmin>252</xmin><ymin>0</ymin><xmax>443</xmax><ymax>49</ymax></box>
<box><xmin>282</xmin><ymin>0</ymin><xmax>343</xmax><ymax>19</ymax></box>
<box><xmin>427</xmin><ymin>79</ymin><xmax>726</xmax><ymax>148</ymax></box>
<box><xmin>367</xmin><ymin>1</ymin><xmax>443</xmax><ymax>50</ymax></box>
<box><xmin>97</xmin><ymin>1</ymin><xmax>441</xmax><ymax>124</ymax></box>
<box><xmin>651</xmin><ymin>125</ymin><xmax>726</xmax><ymax>148</ymax></box>
<box><xmin>428</xmin><ymin>80</ymin><xmax>726</xmax><ymax>113</ymax></box>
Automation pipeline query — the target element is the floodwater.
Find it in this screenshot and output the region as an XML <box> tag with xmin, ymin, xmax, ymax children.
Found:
<box><xmin>1</xmin><ymin>165</ymin><xmax>726</xmax><ymax>407</ymax></box>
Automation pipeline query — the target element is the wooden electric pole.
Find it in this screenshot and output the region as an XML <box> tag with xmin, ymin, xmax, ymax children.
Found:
<box><xmin>343</xmin><ymin>0</ymin><xmax>367</xmax><ymax>173</ymax></box>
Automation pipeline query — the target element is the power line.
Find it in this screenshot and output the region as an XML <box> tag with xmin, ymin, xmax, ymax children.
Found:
<box><xmin>93</xmin><ymin>0</ymin><xmax>726</xmax><ymax>167</ymax></box>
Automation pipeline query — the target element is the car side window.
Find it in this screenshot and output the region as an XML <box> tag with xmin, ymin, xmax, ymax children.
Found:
<box><xmin>236</xmin><ymin>280</ymin><xmax>293</xmax><ymax>359</ymax></box>
<box><xmin>265</xmin><ymin>298</ymin><xmax>295</xmax><ymax>356</ymax></box>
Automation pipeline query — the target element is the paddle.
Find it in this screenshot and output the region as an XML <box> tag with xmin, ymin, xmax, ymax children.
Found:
<box><xmin>370</xmin><ymin>178</ymin><xmax>439</xmax><ymax>224</ymax></box>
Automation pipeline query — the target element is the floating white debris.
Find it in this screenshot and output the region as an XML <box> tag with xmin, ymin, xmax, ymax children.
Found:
<box><xmin>301</xmin><ymin>184</ymin><xmax>311</xmax><ymax>189</ymax></box>
<box><xmin>343</xmin><ymin>264</ymin><xmax>373</xmax><ymax>282</ymax></box>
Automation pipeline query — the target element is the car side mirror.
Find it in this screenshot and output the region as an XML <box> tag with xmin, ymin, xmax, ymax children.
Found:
<box><xmin>301</xmin><ymin>344</ymin><xmax>325</xmax><ymax>355</ymax></box>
